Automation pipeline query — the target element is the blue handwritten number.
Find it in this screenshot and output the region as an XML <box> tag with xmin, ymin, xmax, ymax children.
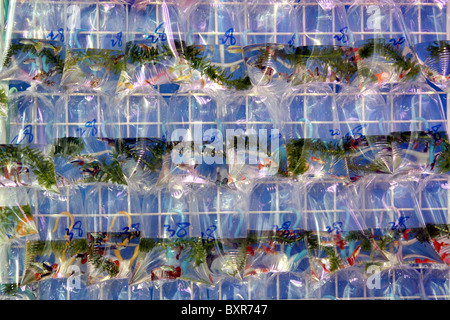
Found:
<box><xmin>390</xmin><ymin>216</ymin><xmax>409</xmax><ymax>232</ymax></box>
<box><xmin>11</xmin><ymin>125</ymin><xmax>34</xmax><ymax>144</ymax></box>
<box><xmin>426</xmin><ymin>124</ymin><xmax>442</xmax><ymax>142</ymax></box>
<box><xmin>220</xmin><ymin>28</ymin><xmax>236</xmax><ymax>45</ymax></box>
<box><xmin>47</xmin><ymin>28</ymin><xmax>64</xmax><ymax>42</ymax></box>
<box><xmin>77</xmin><ymin>119</ymin><xmax>97</xmax><ymax>137</ymax></box>
<box><xmin>164</xmin><ymin>222</ymin><xmax>191</xmax><ymax>238</ymax></box>
<box><xmin>163</xmin><ymin>224</ymin><xmax>176</xmax><ymax>237</ymax></box>
<box><xmin>201</xmin><ymin>225</ymin><xmax>217</xmax><ymax>244</ymax></box>
<box><xmin>344</xmin><ymin>124</ymin><xmax>367</xmax><ymax>142</ymax></box>
<box><xmin>65</xmin><ymin>220</ymin><xmax>83</xmax><ymax>241</ymax></box>
<box><xmin>389</xmin><ymin>37</ymin><xmax>405</xmax><ymax>49</ymax></box>
<box><xmin>146</xmin><ymin>22</ymin><xmax>167</xmax><ymax>43</ymax></box>
<box><xmin>329</xmin><ymin>129</ymin><xmax>341</xmax><ymax>136</ymax></box>
<box><xmin>111</xmin><ymin>32</ymin><xmax>123</xmax><ymax>48</ymax></box>
<box><xmin>85</xmin><ymin>119</ymin><xmax>97</xmax><ymax>136</ymax></box>
<box><xmin>326</xmin><ymin>221</ymin><xmax>343</xmax><ymax>234</ymax></box>
<box><xmin>122</xmin><ymin>226</ymin><xmax>131</xmax><ymax>238</ymax></box>
<box><xmin>122</xmin><ymin>223</ymin><xmax>140</xmax><ymax>238</ymax></box>
<box><xmin>202</xmin><ymin>225</ymin><xmax>217</xmax><ymax>243</ymax></box>
<box><xmin>334</xmin><ymin>27</ymin><xmax>348</xmax><ymax>44</ymax></box>
<box><xmin>175</xmin><ymin>222</ymin><xmax>190</xmax><ymax>238</ymax></box>
<box><xmin>273</xmin><ymin>221</ymin><xmax>294</xmax><ymax>238</ymax></box>
<box><xmin>288</xmin><ymin>34</ymin><xmax>295</xmax><ymax>48</ymax></box>
<box><xmin>155</xmin><ymin>23</ymin><xmax>167</xmax><ymax>42</ymax></box>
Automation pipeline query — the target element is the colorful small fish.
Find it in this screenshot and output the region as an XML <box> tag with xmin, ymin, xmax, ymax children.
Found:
<box><xmin>261</xmin><ymin>65</ymin><xmax>275</xmax><ymax>77</ymax></box>
<box><xmin>258</xmin><ymin>158</ymin><xmax>275</xmax><ymax>171</ymax></box>
<box><xmin>41</xmin><ymin>42</ymin><xmax>63</xmax><ymax>55</ymax></box>
<box><xmin>32</xmin><ymin>70</ymin><xmax>47</xmax><ymax>82</ymax></box>
<box><xmin>113</xmin><ymin>54</ymin><xmax>125</xmax><ymax>64</ymax></box>
<box><xmin>403</xmin><ymin>229</ymin><xmax>411</xmax><ymax>241</ymax></box>
<box><xmin>347</xmin><ymin>245</ymin><xmax>361</xmax><ymax>266</ymax></box>
<box><xmin>151</xmin><ymin>265</ymin><xmax>182</xmax><ymax>280</ymax></box>
<box><xmin>432</xmin><ymin>239</ymin><xmax>449</xmax><ymax>255</ymax></box>
<box><xmin>414</xmin><ymin>258</ymin><xmax>436</xmax><ymax>264</ymax></box>
<box><xmin>278</xmin><ymin>72</ymin><xmax>293</xmax><ymax>82</ymax></box>
<box><xmin>244</xmin><ymin>267</ymin><xmax>270</xmax><ymax>276</ymax></box>
<box><xmin>229</xmin><ymin>64</ymin><xmax>240</xmax><ymax>73</ymax></box>
<box><xmin>89</xmin><ymin>74</ymin><xmax>101</xmax><ymax>88</ymax></box>
<box><xmin>173</xmin><ymin>73</ymin><xmax>192</xmax><ymax>82</ymax></box>
<box><xmin>321</xmin><ymin>261</ymin><xmax>331</xmax><ymax>274</ymax></box>
<box><xmin>195</xmin><ymin>44</ymin><xmax>213</xmax><ymax>54</ymax></box>
<box><xmin>333</xmin><ymin>234</ymin><xmax>346</xmax><ymax>250</ymax></box>
<box><xmin>52</xmin><ymin>263</ymin><xmax>59</xmax><ymax>273</ymax></box>
<box><xmin>311</xmin><ymin>156</ymin><xmax>325</xmax><ymax>164</ymax></box>
<box><xmin>329</xmin><ymin>71</ymin><xmax>340</xmax><ymax>83</ymax></box>
<box><xmin>353</xmin><ymin>48</ymin><xmax>363</xmax><ymax>63</ymax></box>
<box><xmin>260</xmin><ymin>241</ymin><xmax>277</xmax><ymax>255</ymax></box>
<box><xmin>430</xmin><ymin>151</ymin><xmax>442</xmax><ymax>171</ymax></box>
<box><xmin>246</xmin><ymin>245</ymin><xmax>255</xmax><ymax>256</ymax></box>
<box><xmin>16</xmin><ymin>217</ymin><xmax>36</xmax><ymax>236</ymax></box>
<box><xmin>137</xmin><ymin>43</ymin><xmax>154</xmax><ymax>51</ymax></box>
<box><xmin>89</xmin><ymin>62</ymin><xmax>106</xmax><ymax>72</ymax></box>
<box><xmin>22</xmin><ymin>58</ymin><xmax>36</xmax><ymax>65</ymax></box>
<box><xmin>374</xmin><ymin>72</ymin><xmax>389</xmax><ymax>84</ymax></box>
<box><xmin>350</xmin><ymin>137</ymin><xmax>369</xmax><ymax>150</ymax></box>
<box><xmin>399</xmin><ymin>68</ymin><xmax>411</xmax><ymax>80</ymax></box>
<box><xmin>76</xmin><ymin>253</ymin><xmax>88</xmax><ymax>265</ymax></box>
<box><xmin>331</xmin><ymin>175</ymin><xmax>348</xmax><ymax>180</ymax></box>
<box><xmin>349</xmin><ymin>175</ymin><xmax>363</xmax><ymax>183</ymax></box>
<box><xmin>20</xmin><ymin>40</ymin><xmax>63</xmax><ymax>55</ymax></box>
<box><xmin>169</xmin><ymin>62</ymin><xmax>190</xmax><ymax>73</ymax></box>
<box><xmin>226</xmin><ymin>46</ymin><xmax>243</xmax><ymax>54</ymax></box>
<box><xmin>431</xmin><ymin>74</ymin><xmax>450</xmax><ymax>83</ymax></box>
<box><xmin>413</xmin><ymin>139</ymin><xmax>419</xmax><ymax>150</ymax></box>
<box><xmin>307</xmin><ymin>67</ymin><xmax>320</xmax><ymax>78</ymax></box>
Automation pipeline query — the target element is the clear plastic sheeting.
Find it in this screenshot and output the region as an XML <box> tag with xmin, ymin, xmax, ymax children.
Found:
<box><xmin>0</xmin><ymin>0</ymin><xmax>449</xmax><ymax>301</ymax></box>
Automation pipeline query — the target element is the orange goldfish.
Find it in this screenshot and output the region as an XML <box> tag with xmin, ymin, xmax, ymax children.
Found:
<box><xmin>375</xmin><ymin>72</ymin><xmax>389</xmax><ymax>84</ymax></box>
<box><xmin>311</xmin><ymin>156</ymin><xmax>325</xmax><ymax>164</ymax></box>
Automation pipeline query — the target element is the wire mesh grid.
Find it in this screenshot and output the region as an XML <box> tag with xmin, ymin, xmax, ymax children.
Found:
<box><xmin>2</xmin><ymin>0</ymin><xmax>450</xmax><ymax>300</ymax></box>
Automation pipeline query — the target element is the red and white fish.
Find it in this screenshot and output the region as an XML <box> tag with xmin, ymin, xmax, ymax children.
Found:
<box><xmin>150</xmin><ymin>265</ymin><xmax>182</xmax><ymax>281</ymax></box>
<box><xmin>374</xmin><ymin>72</ymin><xmax>389</xmax><ymax>84</ymax></box>
<box><xmin>311</xmin><ymin>156</ymin><xmax>325</xmax><ymax>164</ymax></box>
<box><xmin>347</xmin><ymin>245</ymin><xmax>361</xmax><ymax>266</ymax></box>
